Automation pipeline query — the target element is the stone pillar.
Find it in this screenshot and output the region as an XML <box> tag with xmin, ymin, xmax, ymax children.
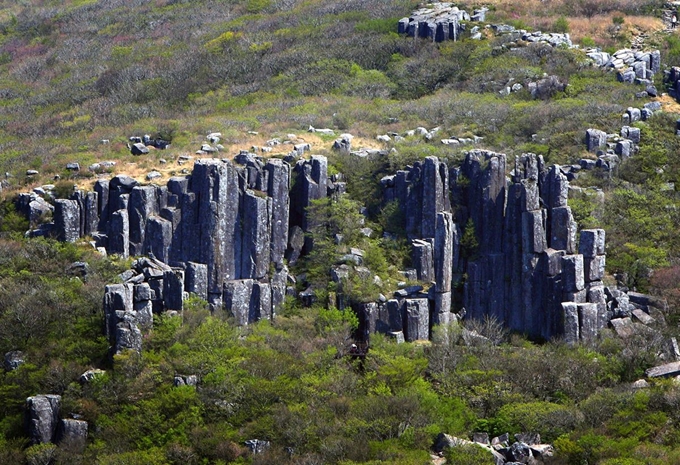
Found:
<box><xmin>265</xmin><ymin>159</ymin><xmax>290</xmax><ymax>266</ymax></box>
<box><xmin>421</xmin><ymin>157</ymin><xmax>449</xmax><ymax>238</ymax></box>
<box><xmin>163</xmin><ymin>269</ymin><xmax>184</xmax><ymax>311</ymax></box>
<box><xmin>251</xmin><ymin>282</ymin><xmax>272</xmax><ymax>322</ymax></box>
<box><xmin>550</xmin><ymin>206</ymin><xmax>577</xmax><ymax>253</ymax></box>
<box><xmin>103</xmin><ymin>283</ymin><xmax>133</xmax><ymax>342</ymax></box>
<box><xmin>241</xmin><ymin>190</ymin><xmax>272</xmax><ymax>280</ymax></box>
<box><xmin>405</xmin><ymin>298</ymin><xmax>429</xmax><ymax>341</ymax></box>
<box><xmin>128</xmin><ymin>186</ymin><xmax>159</xmax><ymax>256</ymax></box>
<box><xmin>412</xmin><ymin>239</ymin><xmax>434</xmax><ymax>282</ymax></box>
<box><xmin>84</xmin><ymin>191</ymin><xmax>99</xmax><ymax>237</ymax></box>
<box><xmin>562</xmin><ymin>302</ymin><xmax>579</xmax><ymax>345</ymax></box>
<box><xmin>145</xmin><ymin>216</ymin><xmax>172</xmax><ymax>263</ymax></box>
<box><xmin>54</xmin><ymin>199</ymin><xmax>81</xmax><ymax>243</ymax></box>
<box><xmin>193</xmin><ymin>159</ymin><xmax>242</xmax><ymax>292</ymax></box>
<box><xmin>133</xmin><ymin>283</ymin><xmax>154</xmax><ymax>330</ymax></box>
<box><xmin>185</xmin><ymin>262</ymin><xmax>208</xmax><ymax>300</ymax></box>
<box><xmin>224</xmin><ymin>279</ymin><xmax>254</xmax><ymax>325</ymax></box>
<box><xmin>94</xmin><ymin>179</ymin><xmax>110</xmax><ymax>232</ymax></box>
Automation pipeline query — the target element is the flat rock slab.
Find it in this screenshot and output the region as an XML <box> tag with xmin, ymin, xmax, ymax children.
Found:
<box><xmin>646</xmin><ymin>361</ymin><xmax>680</xmax><ymax>378</ymax></box>
<box><xmin>610</xmin><ymin>317</ymin><xmax>635</xmax><ymax>338</ymax></box>
<box><xmin>632</xmin><ymin>308</ymin><xmax>655</xmax><ymax>325</ymax></box>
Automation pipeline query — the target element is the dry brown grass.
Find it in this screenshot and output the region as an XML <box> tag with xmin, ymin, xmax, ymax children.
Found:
<box><xmin>472</xmin><ymin>0</ymin><xmax>660</xmax><ymax>19</ymax></box>
<box><xmin>567</xmin><ymin>13</ymin><xmax>664</xmax><ymax>45</ymax></box>
<box><xmin>465</xmin><ymin>0</ymin><xmax>665</xmax><ymax>47</ymax></box>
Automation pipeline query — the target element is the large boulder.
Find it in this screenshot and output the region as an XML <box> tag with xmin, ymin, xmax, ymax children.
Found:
<box><xmin>26</xmin><ymin>395</ymin><xmax>61</xmax><ymax>444</ymax></box>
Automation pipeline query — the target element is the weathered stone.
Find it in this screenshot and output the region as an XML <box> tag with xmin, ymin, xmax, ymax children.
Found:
<box><xmin>615</xmin><ymin>140</ymin><xmax>632</xmax><ymax>159</ymax></box>
<box><xmin>473</xmin><ymin>432</ymin><xmax>490</xmax><ymax>445</ymax></box>
<box><xmin>621</xmin><ymin>126</ymin><xmax>641</xmax><ymax>144</ymax></box>
<box><xmin>522</xmin><ymin>209</ymin><xmax>547</xmax><ymax>254</ymax></box>
<box><xmin>103</xmin><ymin>284</ymin><xmax>133</xmax><ymax>342</ymax></box>
<box><xmin>114</xmin><ymin>311</ymin><xmax>142</xmax><ymax>354</ymax></box>
<box><xmin>584</xmin><ymin>255</ymin><xmax>605</xmax><ymax>282</ymax></box>
<box><xmin>54</xmin><ymin>199</ymin><xmax>81</xmax><ymax>242</ymax></box>
<box><xmin>611</xmin><ymin>317</ymin><xmax>635</xmax><ymax>338</ymax></box>
<box><xmin>163</xmin><ymin>269</ymin><xmax>184</xmax><ymax>311</ymax></box>
<box><xmin>562</xmin><ymin>255</ymin><xmax>585</xmax><ymax>292</ymax></box>
<box><xmin>134</xmin><ymin>283</ymin><xmax>154</xmax><ymax>302</ymax></box>
<box><xmin>562</xmin><ymin>302</ymin><xmax>579</xmax><ymax>344</ymax></box>
<box><xmin>57</xmin><ymin>419</ymin><xmax>88</xmax><ymax>448</ymax></box>
<box><xmin>422</xmin><ymin>157</ymin><xmax>449</xmax><ymax>238</ymax></box>
<box><xmin>519</xmin><ymin>176</ymin><xmax>540</xmax><ymax>212</ymax></box>
<box><xmin>290</xmin><ymin>156</ymin><xmax>327</xmax><ymax>250</ymax></box>
<box><xmin>26</xmin><ymin>395</ymin><xmax>61</xmax><ymax>444</ymax></box>
<box><xmin>133</xmin><ymin>299</ymin><xmax>153</xmax><ymax>330</ymax></box>
<box><xmin>515</xmin><ymin>432</ymin><xmax>541</xmax><ymax>445</ymax></box>
<box><xmin>356</xmin><ymin>302</ymin><xmax>378</xmax><ymax>340</ymax></box>
<box><xmin>286</xmin><ymin>225</ymin><xmax>305</xmax><ymax>265</ymax></box>
<box><xmin>4</xmin><ymin>350</ymin><xmax>25</xmax><ymax>371</ymax></box>
<box><xmin>223</xmin><ymin>279</ymin><xmax>254</xmax><ymax>325</ymax></box>
<box><xmin>433</xmin><ymin>292</ymin><xmax>452</xmax><ymax>323</ymax></box>
<box><xmin>508</xmin><ymin>441</ymin><xmax>533</xmax><ymax>463</ymax></box>
<box><xmin>435</xmin><ymin>212</ymin><xmax>455</xmax><ymax>292</ymax></box>
<box><xmin>578</xmin><ymin>303</ymin><xmax>599</xmax><ymax>342</ymax></box>
<box><xmin>108</xmin><ymin>209</ymin><xmax>129</xmax><ymax>258</ymax></box>
<box><xmin>387</xmin><ymin>299</ymin><xmax>403</xmax><ymax>332</ymax></box>
<box><xmin>585</xmin><ymin>129</ymin><xmax>607</xmax><ymax>152</ymax></box>
<box><xmin>632</xmin><ymin>308</ymin><xmax>655</xmax><ymax>325</ymax></box>
<box><xmin>83</xmin><ymin>191</ymin><xmax>99</xmax><ymax>236</ymax></box>
<box><xmin>565</xmin><ymin>289</ymin><xmax>587</xmax><ymax>303</ymax></box>
<box><xmin>131</xmin><ymin>142</ymin><xmax>149</xmax><ymax>155</ymax></box>
<box><xmin>79</xmin><ymin>369</ymin><xmax>105</xmax><ymax>383</ymax></box>
<box><xmin>109</xmin><ymin>175</ymin><xmax>138</xmax><ymax>217</ymax></box>
<box><xmin>550</xmin><ymin>206</ymin><xmax>577</xmax><ymax>253</ymax></box>
<box><xmin>543</xmin><ymin>248</ymin><xmax>564</xmax><ymax>276</ymax></box>
<box><xmin>412</xmin><ymin>239</ymin><xmax>434</xmax><ymax>282</ymax></box>
<box><xmin>241</xmin><ymin>190</ymin><xmax>272</xmax><ymax>279</ymax></box>
<box><xmin>265</xmin><ymin>159</ymin><xmax>290</xmax><ymax>266</ymax></box>
<box><xmin>193</xmin><ymin>159</ymin><xmax>241</xmax><ymax>292</ymax></box>
<box><xmin>129</xmin><ymin>186</ymin><xmax>159</xmax><ymax>256</ymax></box>
<box><xmin>145</xmin><ymin>216</ymin><xmax>172</xmax><ymax>263</ymax></box>
<box><xmin>646</xmin><ymin>361</ymin><xmax>680</xmax><ymax>378</ymax></box>
<box><xmin>245</xmin><ymin>439</ymin><xmax>271</xmax><ymax>454</ymax></box>
<box><xmin>94</xmin><ymin>180</ymin><xmax>110</xmax><ymax>232</ymax></box>
<box><xmin>270</xmin><ymin>265</ymin><xmax>288</xmax><ymax>316</ymax></box>
<box><xmin>387</xmin><ymin>331</ymin><xmax>404</xmax><ymax>343</ymax></box>
<box><xmin>587</xmin><ymin>284</ymin><xmax>608</xmax><ymax>329</ymax></box>
<box><xmin>27</xmin><ymin>197</ymin><xmax>53</xmax><ymax>228</ymax></box>
<box><xmin>405</xmin><ymin>298</ymin><xmax>429</xmax><ymax>341</ymax></box>
<box><xmin>579</xmin><ymin>229</ymin><xmax>605</xmax><ymax>257</ymax></box>
<box><xmin>185</xmin><ymin>262</ymin><xmax>208</xmax><ymax>300</ymax></box>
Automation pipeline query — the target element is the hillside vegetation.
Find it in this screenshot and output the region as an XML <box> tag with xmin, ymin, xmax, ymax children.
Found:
<box><xmin>3</xmin><ymin>0</ymin><xmax>680</xmax><ymax>463</ymax></box>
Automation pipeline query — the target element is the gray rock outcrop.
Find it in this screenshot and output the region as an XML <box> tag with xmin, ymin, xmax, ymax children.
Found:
<box><xmin>26</xmin><ymin>395</ymin><xmax>61</xmax><ymax>444</ymax></box>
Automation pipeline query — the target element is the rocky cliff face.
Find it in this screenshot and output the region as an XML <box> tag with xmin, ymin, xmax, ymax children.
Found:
<box><xmin>383</xmin><ymin>151</ymin><xmax>606</xmax><ymax>342</ymax></box>
<box><xmin>26</xmin><ymin>149</ymin><xmax>652</xmax><ymax>345</ymax></box>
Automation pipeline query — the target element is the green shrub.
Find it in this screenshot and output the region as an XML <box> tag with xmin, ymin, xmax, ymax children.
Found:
<box><xmin>581</xmin><ymin>36</ymin><xmax>596</xmax><ymax>47</ymax></box>
<box><xmin>493</xmin><ymin>401</ymin><xmax>582</xmax><ymax>442</ymax></box>
<box><xmin>443</xmin><ymin>444</ymin><xmax>496</xmax><ymax>465</ymax></box>
<box><xmin>553</xmin><ymin>16</ymin><xmax>570</xmax><ymax>33</ymax></box>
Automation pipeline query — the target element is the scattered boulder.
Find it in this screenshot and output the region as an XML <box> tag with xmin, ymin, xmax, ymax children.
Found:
<box><xmin>26</xmin><ymin>395</ymin><xmax>61</xmax><ymax>444</ymax></box>
<box><xmin>56</xmin><ymin>419</ymin><xmax>88</xmax><ymax>448</ymax></box>
<box><xmin>4</xmin><ymin>350</ymin><xmax>25</xmax><ymax>371</ymax></box>
<box><xmin>79</xmin><ymin>368</ymin><xmax>105</xmax><ymax>383</ymax></box>
<box><xmin>245</xmin><ymin>439</ymin><xmax>271</xmax><ymax>454</ymax></box>
<box><xmin>130</xmin><ymin>143</ymin><xmax>149</xmax><ymax>155</ymax></box>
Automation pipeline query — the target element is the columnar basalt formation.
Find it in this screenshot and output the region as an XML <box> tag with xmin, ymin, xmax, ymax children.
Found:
<box><xmin>31</xmin><ymin>146</ymin><xmax>659</xmax><ymax>344</ymax></box>
<box><xmin>43</xmin><ymin>154</ymin><xmax>294</xmax><ymax>332</ymax></box>
<box><xmin>381</xmin><ymin>150</ymin><xmax>612</xmax><ymax>342</ymax></box>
